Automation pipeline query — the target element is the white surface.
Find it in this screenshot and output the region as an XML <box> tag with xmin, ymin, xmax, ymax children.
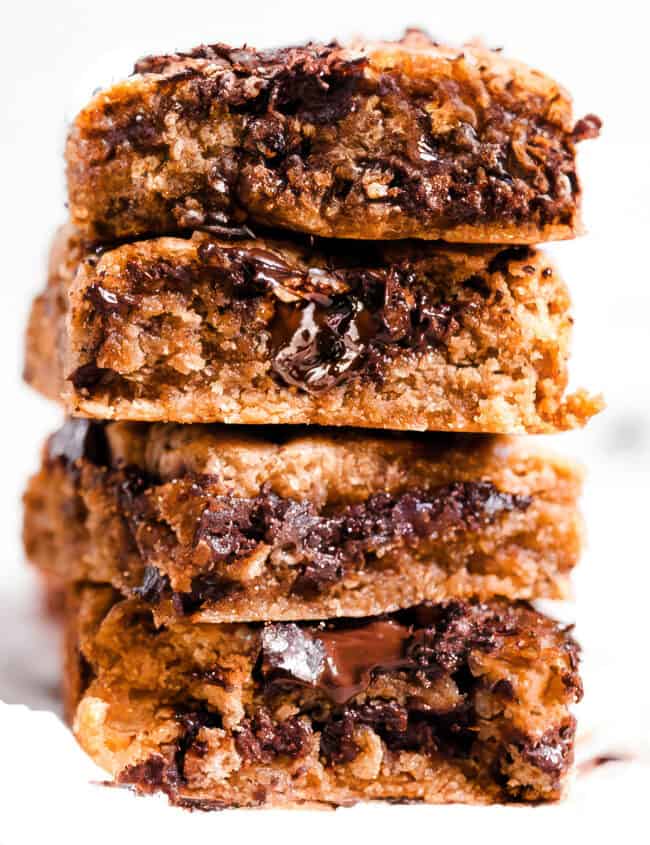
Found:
<box><xmin>1</xmin><ymin>1</ymin><xmax>649</xmax><ymax>843</ymax></box>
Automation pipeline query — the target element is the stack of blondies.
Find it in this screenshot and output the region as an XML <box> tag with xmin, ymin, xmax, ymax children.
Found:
<box><xmin>22</xmin><ymin>31</ymin><xmax>601</xmax><ymax>808</ymax></box>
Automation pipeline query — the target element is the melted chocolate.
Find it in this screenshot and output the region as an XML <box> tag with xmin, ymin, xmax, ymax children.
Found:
<box><xmin>271</xmin><ymin>298</ymin><xmax>377</xmax><ymax>391</ymax></box>
<box><xmin>267</xmin><ymin>267</ymin><xmax>458</xmax><ymax>393</ymax></box>
<box><xmin>120</xmin><ymin>476</ymin><xmax>532</xmax><ymax>607</ymax></box>
<box><xmin>218</xmin><ymin>243</ymin><xmax>467</xmax><ymax>394</ymax></box>
<box><xmin>514</xmin><ymin>721</ymin><xmax>577</xmax><ymax>784</ymax></box>
<box><xmin>72</xmin><ymin>26</ymin><xmax>605</xmax><ymax>251</ymax></box>
<box><xmin>261</xmin><ymin>620</ymin><xmax>412</xmax><ymax>704</ymax></box>
<box><xmin>259</xmin><ymin>600</ymin><xmax>532</xmax><ymax>705</ymax></box>
<box><xmin>85</xmin><ymin>284</ymin><xmax>138</xmax><ymax>315</ymax></box>
<box><xmin>69</xmin><ymin>363</ymin><xmax>118</xmax><ymax>392</ymax></box>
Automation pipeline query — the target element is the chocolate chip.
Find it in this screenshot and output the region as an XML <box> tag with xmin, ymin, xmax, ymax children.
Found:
<box><xmin>117</xmin><ymin>756</ymin><xmax>170</xmax><ymax>790</ymax></box>
<box><xmin>516</xmin><ymin>720</ymin><xmax>576</xmax><ymax>777</ymax></box>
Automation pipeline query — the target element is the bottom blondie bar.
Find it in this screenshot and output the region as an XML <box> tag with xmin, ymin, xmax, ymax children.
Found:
<box><xmin>65</xmin><ymin>586</ymin><xmax>581</xmax><ymax>808</ymax></box>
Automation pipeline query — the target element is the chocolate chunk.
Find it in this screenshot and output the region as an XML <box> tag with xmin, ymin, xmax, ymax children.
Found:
<box><xmin>319</xmin><ymin>710</ymin><xmax>361</xmax><ymax>764</ymax></box>
<box><xmin>68</xmin><ymin>362</ymin><xmax>118</xmax><ymax>391</ymax></box>
<box><xmin>292</xmin><ymin>483</ymin><xmax>531</xmax><ymax>596</ymax></box>
<box><xmin>487</xmin><ymin>246</ymin><xmax>534</xmax><ymax>276</ymax></box>
<box><xmin>406</xmin><ymin>600</ymin><xmax>506</xmax><ymax>675</ymax></box>
<box><xmin>516</xmin><ymin>720</ymin><xmax>576</xmax><ymax>777</ymax></box>
<box><xmin>47</xmin><ymin>419</ymin><xmax>108</xmax><ymax>466</ymax></box>
<box><xmin>234</xmin><ymin>708</ymin><xmax>311</xmax><ymax>764</ymax></box>
<box><xmin>262</xmin><ymin>620</ymin><xmax>411</xmax><ymax>704</ymax></box>
<box><xmin>52</xmin><ymin>433</ymin><xmax>532</xmax><ymax>608</ymax></box>
<box><xmin>310</xmin><ymin>621</ymin><xmax>413</xmax><ymax>704</ymax></box>
<box><xmin>119</xmin><ymin>708</ymin><xmax>224</xmax><ymax>798</ymax></box>
<box><xmin>173</xmin><ymin>707</ymin><xmax>223</xmax><ymax>782</ymax></box>
<box><xmin>261</xmin><ymin>623</ymin><xmax>325</xmax><ymax>685</ymax></box>
<box><xmin>271</xmin><ymin>298</ymin><xmax>376</xmax><ymax>392</ymax></box>
<box><xmin>85</xmin><ymin>284</ymin><xmax>137</xmax><ymax>315</ymax></box>
<box><xmin>134</xmin><ymin>41</ymin><xmax>367</xmax><ymax>128</ymax></box>
<box><xmin>318</xmin><ymin>698</ymin><xmax>472</xmax><ymax>765</ymax></box>
<box><xmin>261</xmin><ymin>600</ymin><xmax>535</xmax><ymax>707</ymax></box>
<box><xmin>117</xmin><ymin>755</ymin><xmax>171</xmax><ymax>791</ymax></box>
<box><xmin>123</xmin><ymin>258</ymin><xmax>197</xmax><ymax>294</ymax></box>
<box><xmin>116</xmin><ymin>466</ymin><xmax>156</xmax><ymax>514</ymax></box>
<box><xmin>352</xmin><ymin>700</ymin><xmax>410</xmax><ymax>733</ymax></box>
<box><xmin>268</xmin><ymin>266</ymin><xmax>461</xmax><ymax>394</ymax></box>
<box><xmin>193</xmin><ymin>497</ymin><xmax>263</xmax><ymax>562</ymax></box>
<box><xmin>192</xmin><ymin>481</ymin><xmax>530</xmax><ymax>594</ymax></box>
<box><xmin>133</xmin><ymin>566</ymin><xmax>169</xmax><ymax>603</ymax></box>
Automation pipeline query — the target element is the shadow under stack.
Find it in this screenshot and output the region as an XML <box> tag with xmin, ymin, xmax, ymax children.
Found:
<box><xmin>23</xmin><ymin>30</ymin><xmax>601</xmax><ymax>808</ymax></box>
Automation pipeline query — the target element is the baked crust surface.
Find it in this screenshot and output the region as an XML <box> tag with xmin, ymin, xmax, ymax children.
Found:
<box><xmin>23</xmin><ymin>420</ymin><xmax>583</xmax><ymax>622</ymax></box>
<box><xmin>24</xmin><ymin>226</ymin><xmax>602</xmax><ymax>433</ymax></box>
<box><xmin>65</xmin><ymin>585</ymin><xmax>581</xmax><ymax>807</ymax></box>
<box><xmin>66</xmin><ymin>31</ymin><xmax>599</xmax><ymax>244</ymax></box>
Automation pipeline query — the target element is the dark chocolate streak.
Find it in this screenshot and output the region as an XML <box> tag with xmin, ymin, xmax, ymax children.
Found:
<box><xmin>47</xmin><ymin>420</ymin><xmax>532</xmax><ymax>608</ymax></box>
<box><xmin>146</xmin><ymin>479</ymin><xmax>530</xmax><ymax>608</ymax></box>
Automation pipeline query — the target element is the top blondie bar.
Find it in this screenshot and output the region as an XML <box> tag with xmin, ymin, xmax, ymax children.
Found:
<box><xmin>66</xmin><ymin>30</ymin><xmax>600</xmax><ymax>243</ymax></box>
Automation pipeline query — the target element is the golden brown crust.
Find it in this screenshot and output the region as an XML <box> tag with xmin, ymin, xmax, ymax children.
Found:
<box><xmin>65</xmin><ymin>584</ymin><xmax>581</xmax><ymax>807</ymax></box>
<box><xmin>24</xmin><ymin>227</ymin><xmax>603</xmax><ymax>433</ymax></box>
<box><xmin>66</xmin><ymin>31</ymin><xmax>598</xmax><ymax>244</ymax></box>
<box><xmin>23</xmin><ymin>420</ymin><xmax>583</xmax><ymax>621</ymax></box>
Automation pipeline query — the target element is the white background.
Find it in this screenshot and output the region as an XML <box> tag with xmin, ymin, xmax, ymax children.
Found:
<box><xmin>0</xmin><ymin>1</ymin><xmax>649</xmax><ymax>842</ymax></box>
